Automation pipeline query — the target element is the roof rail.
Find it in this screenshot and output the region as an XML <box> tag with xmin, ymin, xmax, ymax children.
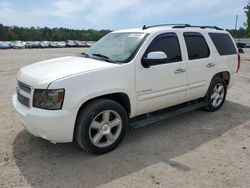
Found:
<box><xmin>142</xmin><ymin>24</ymin><xmax>191</xmax><ymax>30</ymax></box>
<box><xmin>142</xmin><ymin>24</ymin><xmax>223</xmax><ymax>31</ymax></box>
<box><xmin>173</xmin><ymin>25</ymin><xmax>224</xmax><ymax>30</ymax></box>
<box><xmin>200</xmin><ymin>26</ymin><xmax>223</xmax><ymax>30</ymax></box>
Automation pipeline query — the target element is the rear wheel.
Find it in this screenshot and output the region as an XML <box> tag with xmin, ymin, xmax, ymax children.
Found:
<box><xmin>75</xmin><ymin>99</ymin><xmax>128</xmax><ymax>154</ymax></box>
<box><xmin>203</xmin><ymin>77</ymin><xmax>227</xmax><ymax>112</ymax></box>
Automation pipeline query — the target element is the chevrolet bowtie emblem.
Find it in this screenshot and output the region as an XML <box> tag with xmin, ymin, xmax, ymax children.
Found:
<box><xmin>16</xmin><ymin>87</ymin><xmax>21</xmax><ymax>94</ymax></box>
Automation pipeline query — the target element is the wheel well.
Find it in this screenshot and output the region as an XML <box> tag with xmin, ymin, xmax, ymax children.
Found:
<box><xmin>77</xmin><ymin>93</ymin><xmax>131</xmax><ymax>116</ymax></box>
<box><xmin>213</xmin><ymin>71</ymin><xmax>230</xmax><ymax>86</ymax></box>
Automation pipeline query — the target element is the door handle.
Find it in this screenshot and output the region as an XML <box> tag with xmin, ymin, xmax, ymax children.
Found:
<box><xmin>174</xmin><ymin>68</ymin><xmax>186</xmax><ymax>74</ymax></box>
<box><xmin>206</xmin><ymin>63</ymin><xmax>215</xmax><ymax>68</ymax></box>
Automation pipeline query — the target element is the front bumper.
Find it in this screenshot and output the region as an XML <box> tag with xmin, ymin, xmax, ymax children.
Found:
<box><xmin>12</xmin><ymin>94</ymin><xmax>77</xmax><ymax>143</ymax></box>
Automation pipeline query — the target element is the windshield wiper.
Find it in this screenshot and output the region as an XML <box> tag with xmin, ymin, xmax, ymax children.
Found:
<box><xmin>81</xmin><ymin>52</ymin><xmax>90</xmax><ymax>58</ymax></box>
<box><xmin>92</xmin><ymin>53</ymin><xmax>114</xmax><ymax>63</ymax></box>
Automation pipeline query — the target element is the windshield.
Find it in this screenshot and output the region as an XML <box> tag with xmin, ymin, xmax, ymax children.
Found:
<box><xmin>84</xmin><ymin>32</ymin><xmax>147</xmax><ymax>63</ymax></box>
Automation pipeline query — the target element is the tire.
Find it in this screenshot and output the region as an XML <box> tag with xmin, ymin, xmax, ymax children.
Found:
<box><xmin>75</xmin><ymin>99</ymin><xmax>128</xmax><ymax>154</ymax></box>
<box><xmin>203</xmin><ymin>77</ymin><xmax>227</xmax><ymax>112</ymax></box>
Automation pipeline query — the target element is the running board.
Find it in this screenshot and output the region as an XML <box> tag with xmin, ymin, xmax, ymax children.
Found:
<box><xmin>130</xmin><ymin>101</ymin><xmax>206</xmax><ymax>129</ymax></box>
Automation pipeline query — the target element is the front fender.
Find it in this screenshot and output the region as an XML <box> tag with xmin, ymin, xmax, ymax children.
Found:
<box><xmin>48</xmin><ymin>64</ymin><xmax>137</xmax><ymax>117</ymax></box>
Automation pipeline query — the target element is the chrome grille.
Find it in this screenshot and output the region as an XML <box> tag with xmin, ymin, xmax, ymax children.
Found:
<box><xmin>17</xmin><ymin>81</ymin><xmax>31</xmax><ymax>93</ymax></box>
<box><xmin>16</xmin><ymin>80</ymin><xmax>32</xmax><ymax>107</ymax></box>
<box><xmin>17</xmin><ymin>92</ymin><xmax>30</xmax><ymax>107</ymax></box>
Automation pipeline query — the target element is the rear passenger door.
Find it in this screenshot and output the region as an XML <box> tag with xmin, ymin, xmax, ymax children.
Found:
<box><xmin>183</xmin><ymin>32</ymin><xmax>216</xmax><ymax>101</ymax></box>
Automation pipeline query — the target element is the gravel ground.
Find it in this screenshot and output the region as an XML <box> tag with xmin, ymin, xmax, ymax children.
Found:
<box><xmin>0</xmin><ymin>48</ymin><xmax>249</xmax><ymax>188</ymax></box>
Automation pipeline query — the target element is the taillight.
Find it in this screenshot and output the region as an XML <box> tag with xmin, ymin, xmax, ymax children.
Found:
<box><xmin>236</xmin><ymin>53</ymin><xmax>240</xmax><ymax>73</ymax></box>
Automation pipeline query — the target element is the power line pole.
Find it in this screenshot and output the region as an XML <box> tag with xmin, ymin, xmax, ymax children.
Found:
<box><xmin>235</xmin><ymin>15</ymin><xmax>238</xmax><ymax>30</ymax></box>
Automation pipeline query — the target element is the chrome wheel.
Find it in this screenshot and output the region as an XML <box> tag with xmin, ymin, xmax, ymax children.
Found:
<box><xmin>89</xmin><ymin>110</ymin><xmax>122</xmax><ymax>148</ymax></box>
<box><xmin>211</xmin><ymin>83</ymin><xmax>225</xmax><ymax>108</ymax></box>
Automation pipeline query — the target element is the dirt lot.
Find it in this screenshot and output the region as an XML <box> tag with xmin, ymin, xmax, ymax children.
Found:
<box><xmin>0</xmin><ymin>48</ymin><xmax>249</xmax><ymax>188</ymax></box>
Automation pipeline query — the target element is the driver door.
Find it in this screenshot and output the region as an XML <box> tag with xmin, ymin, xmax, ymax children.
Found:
<box><xmin>135</xmin><ymin>32</ymin><xmax>188</xmax><ymax>116</ymax></box>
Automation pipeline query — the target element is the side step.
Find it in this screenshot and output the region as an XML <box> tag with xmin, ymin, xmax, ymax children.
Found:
<box><xmin>130</xmin><ymin>100</ymin><xmax>206</xmax><ymax>129</ymax></box>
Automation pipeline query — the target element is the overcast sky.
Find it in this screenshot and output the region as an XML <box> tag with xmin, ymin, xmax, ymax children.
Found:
<box><xmin>0</xmin><ymin>0</ymin><xmax>247</xmax><ymax>30</ymax></box>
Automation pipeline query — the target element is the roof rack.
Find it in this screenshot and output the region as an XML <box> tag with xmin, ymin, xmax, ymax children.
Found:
<box><xmin>172</xmin><ymin>25</ymin><xmax>223</xmax><ymax>30</ymax></box>
<box><xmin>142</xmin><ymin>24</ymin><xmax>191</xmax><ymax>30</ymax></box>
<box><xmin>142</xmin><ymin>24</ymin><xmax>223</xmax><ymax>31</ymax></box>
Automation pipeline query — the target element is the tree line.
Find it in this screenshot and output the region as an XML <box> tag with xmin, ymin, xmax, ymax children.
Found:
<box><xmin>245</xmin><ymin>1</ymin><xmax>250</xmax><ymax>37</ymax></box>
<box><xmin>0</xmin><ymin>23</ymin><xmax>248</xmax><ymax>41</ymax></box>
<box><xmin>0</xmin><ymin>24</ymin><xmax>111</xmax><ymax>41</ymax></box>
<box><xmin>227</xmin><ymin>28</ymin><xmax>246</xmax><ymax>38</ymax></box>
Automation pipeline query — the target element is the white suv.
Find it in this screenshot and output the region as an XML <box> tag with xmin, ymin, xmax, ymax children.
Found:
<box><xmin>13</xmin><ymin>24</ymin><xmax>240</xmax><ymax>154</ymax></box>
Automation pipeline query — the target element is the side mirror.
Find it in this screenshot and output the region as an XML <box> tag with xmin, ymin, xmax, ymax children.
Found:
<box><xmin>142</xmin><ymin>51</ymin><xmax>168</xmax><ymax>68</ymax></box>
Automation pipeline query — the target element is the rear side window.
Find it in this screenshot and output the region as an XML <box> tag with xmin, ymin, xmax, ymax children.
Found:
<box><xmin>184</xmin><ymin>32</ymin><xmax>210</xmax><ymax>60</ymax></box>
<box><xmin>209</xmin><ymin>33</ymin><xmax>237</xmax><ymax>55</ymax></box>
<box><xmin>145</xmin><ymin>33</ymin><xmax>182</xmax><ymax>63</ymax></box>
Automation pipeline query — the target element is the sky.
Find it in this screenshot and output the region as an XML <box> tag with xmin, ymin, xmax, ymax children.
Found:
<box><xmin>0</xmin><ymin>0</ymin><xmax>248</xmax><ymax>30</ymax></box>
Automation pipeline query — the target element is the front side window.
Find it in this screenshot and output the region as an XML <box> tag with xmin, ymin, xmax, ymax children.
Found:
<box><xmin>85</xmin><ymin>32</ymin><xmax>147</xmax><ymax>63</ymax></box>
<box><xmin>184</xmin><ymin>32</ymin><xmax>210</xmax><ymax>60</ymax></box>
<box><xmin>145</xmin><ymin>33</ymin><xmax>182</xmax><ymax>63</ymax></box>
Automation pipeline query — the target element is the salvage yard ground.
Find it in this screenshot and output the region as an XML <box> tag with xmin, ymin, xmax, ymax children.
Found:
<box><xmin>0</xmin><ymin>48</ymin><xmax>249</xmax><ymax>188</ymax></box>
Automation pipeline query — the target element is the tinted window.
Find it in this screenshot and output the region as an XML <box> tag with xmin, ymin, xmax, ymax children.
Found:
<box><xmin>146</xmin><ymin>33</ymin><xmax>182</xmax><ymax>63</ymax></box>
<box><xmin>184</xmin><ymin>32</ymin><xmax>210</xmax><ymax>60</ymax></box>
<box><xmin>209</xmin><ymin>33</ymin><xmax>237</xmax><ymax>55</ymax></box>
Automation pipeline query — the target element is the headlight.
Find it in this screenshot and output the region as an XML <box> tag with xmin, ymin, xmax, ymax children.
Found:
<box><xmin>33</xmin><ymin>89</ymin><xmax>65</xmax><ymax>110</ymax></box>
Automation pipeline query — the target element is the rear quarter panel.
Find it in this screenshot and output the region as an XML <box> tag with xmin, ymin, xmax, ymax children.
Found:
<box><xmin>209</xmin><ymin>32</ymin><xmax>238</xmax><ymax>82</ymax></box>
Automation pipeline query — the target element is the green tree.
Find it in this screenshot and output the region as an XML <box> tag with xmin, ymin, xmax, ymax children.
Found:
<box><xmin>0</xmin><ymin>23</ymin><xmax>111</xmax><ymax>41</ymax></box>
<box><xmin>227</xmin><ymin>28</ymin><xmax>246</xmax><ymax>38</ymax></box>
<box><xmin>244</xmin><ymin>1</ymin><xmax>250</xmax><ymax>37</ymax></box>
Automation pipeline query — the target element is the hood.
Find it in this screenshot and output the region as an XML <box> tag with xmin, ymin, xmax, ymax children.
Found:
<box><xmin>17</xmin><ymin>56</ymin><xmax>117</xmax><ymax>88</ymax></box>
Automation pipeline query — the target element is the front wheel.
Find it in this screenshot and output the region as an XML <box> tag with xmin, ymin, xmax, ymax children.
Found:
<box><xmin>203</xmin><ymin>77</ymin><xmax>227</xmax><ymax>112</ymax></box>
<box><xmin>75</xmin><ymin>99</ymin><xmax>128</xmax><ymax>154</ymax></box>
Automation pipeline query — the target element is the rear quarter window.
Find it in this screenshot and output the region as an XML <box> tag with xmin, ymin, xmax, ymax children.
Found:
<box><xmin>209</xmin><ymin>33</ymin><xmax>237</xmax><ymax>56</ymax></box>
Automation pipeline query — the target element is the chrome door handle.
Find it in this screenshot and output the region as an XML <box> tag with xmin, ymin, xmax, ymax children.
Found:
<box><xmin>174</xmin><ymin>68</ymin><xmax>186</xmax><ymax>74</ymax></box>
<box><xmin>207</xmin><ymin>63</ymin><xmax>215</xmax><ymax>68</ymax></box>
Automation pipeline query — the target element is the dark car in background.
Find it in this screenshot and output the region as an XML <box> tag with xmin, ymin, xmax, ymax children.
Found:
<box><xmin>237</xmin><ymin>42</ymin><xmax>247</xmax><ymax>48</ymax></box>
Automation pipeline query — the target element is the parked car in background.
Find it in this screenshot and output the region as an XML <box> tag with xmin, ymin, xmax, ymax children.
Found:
<box><xmin>15</xmin><ymin>41</ymin><xmax>26</xmax><ymax>49</ymax></box>
<box><xmin>8</xmin><ymin>41</ymin><xmax>15</xmax><ymax>48</ymax></box>
<box><xmin>57</xmin><ymin>41</ymin><xmax>66</xmax><ymax>48</ymax></box>
<box><xmin>12</xmin><ymin>41</ymin><xmax>26</xmax><ymax>49</ymax></box>
<box><xmin>86</xmin><ymin>41</ymin><xmax>95</xmax><ymax>47</ymax></box>
<box><xmin>40</xmin><ymin>41</ymin><xmax>50</xmax><ymax>48</ymax></box>
<box><xmin>65</xmin><ymin>40</ymin><xmax>76</xmax><ymax>47</ymax></box>
<box><xmin>48</xmin><ymin>41</ymin><xmax>57</xmax><ymax>48</ymax></box>
<box><xmin>0</xmin><ymin>42</ymin><xmax>11</xmax><ymax>49</ymax></box>
<box><xmin>74</xmin><ymin>41</ymin><xmax>85</xmax><ymax>47</ymax></box>
<box><xmin>26</xmin><ymin>41</ymin><xmax>38</xmax><ymax>49</ymax></box>
<box><xmin>32</xmin><ymin>41</ymin><xmax>41</xmax><ymax>48</ymax></box>
<box><xmin>74</xmin><ymin>40</ymin><xmax>81</xmax><ymax>47</ymax></box>
<box><xmin>0</xmin><ymin>40</ymin><xmax>95</xmax><ymax>50</ymax></box>
<box><xmin>25</xmin><ymin>41</ymin><xmax>33</xmax><ymax>49</ymax></box>
<box><xmin>237</xmin><ymin>42</ymin><xmax>246</xmax><ymax>48</ymax></box>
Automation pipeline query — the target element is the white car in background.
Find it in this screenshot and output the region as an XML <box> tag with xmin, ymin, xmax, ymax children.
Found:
<box><xmin>86</xmin><ymin>41</ymin><xmax>95</xmax><ymax>47</ymax></box>
<box><xmin>12</xmin><ymin>41</ymin><xmax>26</xmax><ymax>49</ymax></box>
<box><xmin>57</xmin><ymin>41</ymin><xmax>66</xmax><ymax>48</ymax></box>
<box><xmin>40</xmin><ymin>41</ymin><xmax>50</xmax><ymax>48</ymax></box>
